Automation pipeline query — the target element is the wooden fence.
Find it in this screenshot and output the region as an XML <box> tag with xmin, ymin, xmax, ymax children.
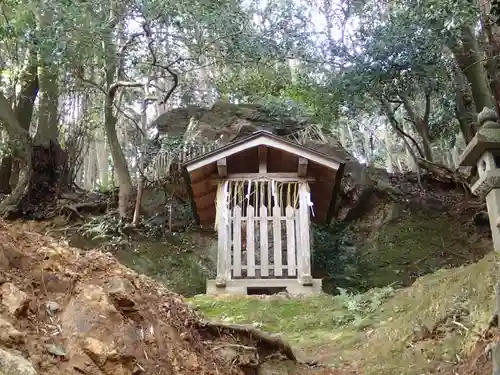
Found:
<box><xmin>228</xmin><ymin>204</ymin><xmax>299</xmax><ymax>278</ymax></box>
<box><xmin>216</xmin><ymin>180</ymin><xmax>312</xmax><ymax>282</ymax></box>
<box><xmin>145</xmin><ymin>140</ymin><xmax>220</xmax><ymax>181</ymax></box>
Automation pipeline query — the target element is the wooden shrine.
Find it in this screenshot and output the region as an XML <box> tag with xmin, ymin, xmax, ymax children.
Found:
<box><xmin>183</xmin><ymin>130</ymin><xmax>346</xmax><ymax>295</ymax></box>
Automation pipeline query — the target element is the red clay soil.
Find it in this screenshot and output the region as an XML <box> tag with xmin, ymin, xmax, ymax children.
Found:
<box><xmin>0</xmin><ymin>220</ymin><xmax>294</xmax><ymax>375</ymax></box>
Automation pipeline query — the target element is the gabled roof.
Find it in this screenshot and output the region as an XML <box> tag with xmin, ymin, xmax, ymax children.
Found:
<box><xmin>184</xmin><ymin>130</ymin><xmax>345</xmax><ymax>172</ymax></box>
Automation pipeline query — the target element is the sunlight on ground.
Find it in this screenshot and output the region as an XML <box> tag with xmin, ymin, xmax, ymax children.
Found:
<box><xmin>190</xmin><ymin>252</ymin><xmax>498</xmax><ymax>375</ymax></box>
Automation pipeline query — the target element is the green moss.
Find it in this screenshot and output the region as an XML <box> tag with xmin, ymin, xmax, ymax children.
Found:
<box><xmin>359</xmin><ymin>213</ymin><xmax>486</xmax><ymax>288</ymax></box>
<box><xmin>114</xmin><ymin>233</ymin><xmax>216</xmax><ymax>297</ymax></box>
<box><xmin>191</xmin><ymin>252</ymin><xmax>498</xmax><ymax>375</ymax></box>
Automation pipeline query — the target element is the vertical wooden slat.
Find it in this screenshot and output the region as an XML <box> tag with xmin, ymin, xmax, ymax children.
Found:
<box><xmin>260</xmin><ymin>205</ymin><xmax>269</xmax><ymax>277</ymax></box>
<box><xmin>295</xmin><ymin>206</ymin><xmax>300</xmax><ymax>276</ymax></box>
<box><xmin>216</xmin><ymin>189</ymin><xmax>229</xmax><ymax>286</ymax></box>
<box><xmin>298</xmin><ymin>182</ymin><xmax>312</xmax><ymax>285</ymax></box>
<box><xmin>273</xmin><ymin>205</ymin><xmax>282</xmax><ymax>277</ymax></box>
<box><xmin>286</xmin><ymin>205</ymin><xmax>296</xmax><ymax>276</ymax></box>
<box><xmin>233</xmin><ymin>205</ymin><xmax>242</xmax><ymax>277</ymax></box>
<box><xmin>247</xmin><ymin>205</ymin><xmax>255</xmax><ymax>277</ymax></box>
<box><xmin>226</xmin><ymin>208</ymin><xmax>232</xmax><ymax>281</ymax></box>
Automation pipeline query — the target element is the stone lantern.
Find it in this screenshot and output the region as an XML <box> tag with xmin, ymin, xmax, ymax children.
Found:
<box><xmin>459</xmin><ymin>107</ymin><xmax>500</xmax><ymax>374</ymax></box>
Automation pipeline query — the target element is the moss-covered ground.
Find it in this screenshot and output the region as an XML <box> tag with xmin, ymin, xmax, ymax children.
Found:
<box><xmin>356</xmin><ymin>213</ymin><xmax>490</xmax><ymax>289</ymax></box>
<box><xmin>191</xmin><ymin>252</ymin><xmax>497</xmax><ymax>374</ymax></box>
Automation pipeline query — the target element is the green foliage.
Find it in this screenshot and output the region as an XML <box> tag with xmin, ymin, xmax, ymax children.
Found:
<box><xmin>312</xmin><ymin>222</ymin><xmax>364</xmax><ymax>294</ymax></box>
<box><xmin>335</xmin><ymin>286</ymin><xmax>395</xmax><ymax>325</ymax></box>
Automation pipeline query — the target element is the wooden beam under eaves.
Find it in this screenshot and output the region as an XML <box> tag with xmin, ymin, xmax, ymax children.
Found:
<box><xmin>258</xmin><ymin>145</ymin><xmax>267</xmax><ymax>173</ymax></box>
<box><xmin>298</xmin><ymin>157</ymin><xmax>308</xmax><ymax>177</ymax></box>
<box><xmin>217</xmin><ymin>158</ymin><xmax>227</xmax><ymax>177</ymax></box>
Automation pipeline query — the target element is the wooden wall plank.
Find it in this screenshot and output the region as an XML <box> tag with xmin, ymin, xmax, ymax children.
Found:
<box><xmin>258</xmin><ymin>145</ymin><xmax>268</xmax><ymax>173</ymax></box>
<box><xmin>233</xmin><ymin>205</ymin><xmax>242</xmax><ymax>277</ymax></box>
<box><xmin>260</xmin><ymin>206</ymin><xmax>269</xmax><ymax>277</ymax></box>
<box><xmin>273</xmin><ymin>205</ymin><xmax>283</xmax><ymax>277</ymax></box>
<box><xmin>247</xmin><ymin>205</ymin><xmax>255</xmax><ymax>277</ymax></box>
<box><xmin>286</xmin><ymin>205</ymin><xmax>296</xmax><ymax>277</ymax></box>
<box><xmin>217</xmin><ymin>158</ymin><xmax>227</xmax><ymax>177</ymax></box>
<box><xmin>298</xmin><ymin>157</ymin><xmax>308</xmax><ymax>177</ymax></box>
<box><xmin>297</xmin><ymin>182</ymin><xmax>312</xmax><ymax>285</ymax></box>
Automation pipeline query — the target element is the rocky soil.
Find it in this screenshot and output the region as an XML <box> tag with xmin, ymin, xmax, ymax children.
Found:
<box><xmin>0</xmin><ymin>220</ymin><xmax>304</xmax><ymax>375</ymax></box>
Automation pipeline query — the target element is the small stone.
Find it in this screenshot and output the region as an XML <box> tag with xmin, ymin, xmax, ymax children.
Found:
<box><xmin>81</xmin><ymin>337</ymin><xmax>111</xmax><ymax>366</ymax></box>
<box><xmin>45</xmin><ymin>344</ymin><xmax>66</xmax><ymax>358</ymax></box>
<box><xmin>0</xmin><ymin>316</ymin><xmax>25</xmax><ymax>346</ymax></box>
<box><xmin>106</xmin><ymin>278</ymin><xmax>136</xmax><ymax>311</ymax></box>
<box><xmin>0</xmin><ymin>283</ymin><xmax>30</xmax><ymax>317</ymax></box>
<box><xmin>213</xmin><ymin>343</ymin><xmax>259</xmax><ymax>367</ymax></box>
<box><xmin>45</xmin><ymin>301</ymin><xmax>60</xmax><ymax>315</ymax></box>
<box><xmin>0</xmin><ymin>250</ymin><xmax>10</xmax><ymax>271</ymax></box>
<box><xmin>0</xmin><ymin>348</ymin><xmax>37</xmax><ymax>375</ymax></box>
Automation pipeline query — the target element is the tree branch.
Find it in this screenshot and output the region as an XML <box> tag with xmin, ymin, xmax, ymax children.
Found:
<box><xmin>108</xmin><ymin>81</ymin><xmax>144</xmax><ymax>99</ymax></box>
<box><xmin>116</xmin><ymin>32</ymin><xmax>144</xmax><ymax>79</ymax></box>
<box><xmin>398</xmin><ymin>91</ymin><xmax>420</xmax><ymax>125</ymax></box>
<box><xmin>141</xmin><ymin>21</ymin><xmax>179</xmax><ymax>105</ymax></box>
<box><xmin>423</xmin><ymin>91</ymin><xmax>431</xmax><ymax>124</ymax></box>
<box><xmin>75</xmin><ymin>72</ymin><xmax>107</xmax><ymax>96</ymax></box>
<box><xmin>380</xmin><ymin>97</ymin><xmax>425</xmax><ymax>159</ymax></box>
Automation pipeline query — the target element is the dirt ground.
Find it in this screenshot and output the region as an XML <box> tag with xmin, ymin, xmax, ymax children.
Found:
<box><xmin>0</xmin><ymin>220</ymin><xmax>301</xmax><ymax>375</ymax></box>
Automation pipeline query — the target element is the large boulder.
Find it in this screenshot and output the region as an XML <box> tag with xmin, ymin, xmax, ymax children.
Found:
<box><xmin>151</xmin><ymin>102</ymin><xmax>307</xmax><ymax>141</ymax></box>
<box><xmin>0</xmin><ymin>348</ymin><xmax>37</xmax><ymax>375</ymax></box>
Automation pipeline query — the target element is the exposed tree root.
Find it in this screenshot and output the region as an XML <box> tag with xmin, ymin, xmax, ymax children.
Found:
<box><xmin>60</xmin><ymin>201</ymin><xmax>108</xmax><ymax>220</ymax></box>
<box><xmin>195</xmin><ymin>320</ymin><xmax>297</xmax><ymax>362</ymax></box>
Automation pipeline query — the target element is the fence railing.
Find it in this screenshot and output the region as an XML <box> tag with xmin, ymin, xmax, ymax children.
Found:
<box><xmin>228</xmin><ymin>204</ymin><xmax>299</xmax><ymax>279</ymax></box>
<box><xmin>216</xmin><ymin>180</ymin><xmax>312</xmax><ymax>283</ymax></box>
<box><xmin>144</xmin><ymin>140</ymin><xmax>220</xmax><ymax>181</ymax></box>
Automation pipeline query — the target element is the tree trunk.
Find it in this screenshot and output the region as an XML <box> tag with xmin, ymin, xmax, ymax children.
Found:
<box><xmin>102</xmin><ymin>21</ymin><xmax>134</xmax><ymax>218</ymax></box>
<box><xmin>403</xmin><ymin>123</ymin><xmax>419</xmax><ymax>172</ymax></box>
<box><xmin>132</xmin><ymin>80</ymin><xmax>150</xmax><ymax>226</ymax></box>
<box><xmin>419</xmin><ymin>129</ymin><xmax>433</xmax><ymax>162</ymax></box>
<box><xmin>451</xmin><ymin>26</ymin><xmax>495</xmax><ymax>112</ymax></box>
<box><xmin>95</xmin><ymin>128</ymin><xmax>109</xmax><ymax>187</ymax></box>
<box><xmin>0</xmin><ymin>93</ymin><xmax>33</xmax><ymax>217</ymax></box>
<box><xmin>479</xmin><ymin>0</ymin><xmax>500</xmax><ymax>115</ymax></box>
<box><xmin>346</xmin><ymin>121</ymin><xmax>361</xmax><ymax>158</ymax></box>
<box><xmin>104</xmin><ymin>94</ymin><xmax>133</xmax><ymax>218</ymax></box>
<box><xmin>453</xmin><ymin>65</ymin><xmax>476</xmax><ymax>143</ymax></box>
<box><xmin>380</xmin><ymin>98</ymin><xmax>421</xmax><ymax>171</ymax></box>
<box><xmin>0</xmin><ymin>46</ymin><xmax>38</xmax><ymax>193</ymax></box>
<box><xmin>383</xmin><ymin>122</ymin><xmax>395</xmax><ymax>173</ymax></box>
<box><xmin>399</xmin><ymin>92</ymin><xmax>433</xmax><ymax>161</ymax></box>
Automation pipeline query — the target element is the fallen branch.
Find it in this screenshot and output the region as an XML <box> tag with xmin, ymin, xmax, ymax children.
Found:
<box><xmin>60</xmin><ymin>202</ymin><xmax>108</xmax><ymax>220</ymax></box>
<box><xmin>60</xmin><ymin>205</ymin><xmax>84</xmax><ymax>220</ymax></box>
<box><xmin>195</xmin><ymin>320</ymin><xmax>296</xmax><ymax>362</ymax></box>
<box><xmin>416</xmin><ymin>158</ymin><xmax>467</xmax><ymax>185</ymax></box>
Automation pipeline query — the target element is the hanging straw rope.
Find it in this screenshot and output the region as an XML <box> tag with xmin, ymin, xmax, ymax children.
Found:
<box><xmin>214</xmin><ymin>177</ymin><xmax>304</xmax><ymax>230</ymax></box>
